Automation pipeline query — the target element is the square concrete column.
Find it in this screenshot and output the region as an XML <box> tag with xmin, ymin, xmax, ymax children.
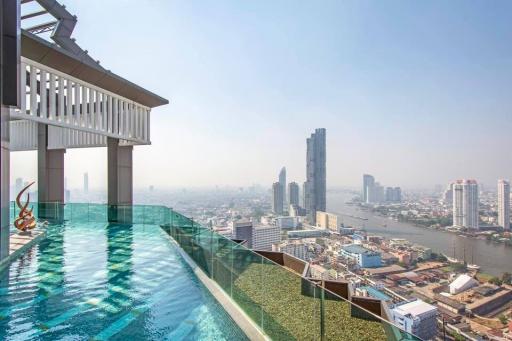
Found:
<box><xmin>107</xmin><ymin>137</ymin><xmax>133</xmax><ymax>223</ymax></box>
<box><xmin>38</xmin><ymin>124</ymin><xmax>65</xmax><ymax>220</ymax></box>
<box><xmin>1</xmin><ymin>0</ymin><xmax>20</xmax><ymax>261</ymax></box>
<box><xmin>0</xmin><ymin>107</ymin><xmax>10</xmax><ymax>260</ymax></box>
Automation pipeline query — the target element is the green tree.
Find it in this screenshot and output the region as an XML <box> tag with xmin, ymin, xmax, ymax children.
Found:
<box><xmin>489</xmin><ymin>277</ymin><xmax>503</xmax><ymax>286</ymax></box>
<box><xmin>454</xmin><ymin>333</ymin><xmax>465</xmax><ymax>341</ymax></box>
<box><xmin>438</xmin><ymin>254</ymin><xmax>448</xmax><ymax>262</ymax></box>
<box><xmin>499</xmin><ymin>314</ymin><xmax>508</xmax><ymax>325</ymax></box>
<box><xmin>502</xmin><ymin>272</ymin><xmax>512</xmax><ymax>285</ymax></box>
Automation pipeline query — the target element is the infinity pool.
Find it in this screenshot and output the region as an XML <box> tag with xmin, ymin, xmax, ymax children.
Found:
<box><xmin>0</xmin><ymin>222</ymin><xmax>248</xmax><ymax>340</ymax></box>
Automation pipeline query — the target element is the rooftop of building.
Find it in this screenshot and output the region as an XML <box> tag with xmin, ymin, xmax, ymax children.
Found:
<box><xmin>342</xmin><ymin>244</ymin><xmax>380</xmax><ymax>255</ymax></box>
<box><xmin>434</xmin><ymin>294</ymin><xmax>466</xmax><ymax>310</ymax></box>
<box><xmin>20</xmin><ymin>0</ymin><xmax>167</xmax><ymax>108</ymax></box>
<box><xmin>253</xmin><ymin>224</ymin><xmax>280</xmax><ymax>230</ymax></box>
<box><xmin>393</xmin><ymin>299</ymin><xmax>437</xmax><ymax>317</ymax></box>
<box><xmin>365</xmin><ymin>264</ymin><xmax>407</xmax><ymax>276</ymax></box>
<box><xmin>449</xmin><ymin>274</ymin><xmax>478</xmax><ymax>289</ymax></box>
<box><xmin>359</xmin><ymin>286</ymin><xmax>392</xmax><ymax>302</ymax></box>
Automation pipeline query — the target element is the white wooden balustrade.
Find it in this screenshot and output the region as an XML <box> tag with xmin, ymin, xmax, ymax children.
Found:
<box><xmin>10</xmin><ymin>57</ymin><xmax>151</xmax><ymax>150</ymax></box>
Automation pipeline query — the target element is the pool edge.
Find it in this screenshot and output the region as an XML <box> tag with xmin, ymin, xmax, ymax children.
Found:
<box><xmin>0</xmin><ymin>228</ymin><xmax>47</xmax><ymax>273</ymax></box>
<box><xmin>164</xmin><ymin>234</ymin><xmax>270</xmax><ymax>341</ymax></box>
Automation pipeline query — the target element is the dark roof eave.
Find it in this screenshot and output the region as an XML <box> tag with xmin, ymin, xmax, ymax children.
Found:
<box><xmin>21</xmin><ymin>30</ymin><xmax>169</xmax><ymax>108</ymax></box>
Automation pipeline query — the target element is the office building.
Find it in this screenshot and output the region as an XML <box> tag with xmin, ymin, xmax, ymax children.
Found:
<box><xmin>339</xmin><ymin>244</ymin><xmax>381</xmax><ymax>268</ymax></box>
<box><xmin>392</xmin><ymin>300</ymin><xmax>438</xmax><ymax>340</ymax></box>
<box><xmin>275</xmin><ymin>216</ymin><xmax>300</xmax><ymax>229</ymax></box>
<box><xmin>275</xmin><ymin>241</ymin><xmax>309</xmax><ymax>261</ymax></box>
<box><xmin>443</xmin><ymin>183</ymin><xmax>454</xmax><ymax>206</ymax></box>
<box><xmin>316</xmin><ymin>211</ymin><xmax>338</xmax><ymax>231</ymax></box>
<box><xmin>498</xmin><ymin>179</ymin><xmax>510</xmax><ymax>230</ymax></box>
<box><xmin>289</xmin><ymin>204</ymin><xmax>307</xmax><ymax>217</ymax></box>
<box><xmin>302</xmin><ymin>181</ymin><xmax>307</xmax><ymax>208</ymax></box>
<box><xmin>232</xmin><ymin>220</ymin><xmax>253</xmax><ymax>247</ymax></box>
<box><xmin>363</xmin><ymin>174</ymin><xmax>375</xmax><ymax>203</ymax></box>
<box><xmin>386</xmin><ymin>187</ymin><xmax>402</xmax><ymax>203</ymax></box>
<box><xmin>272</xmin><ymin>182</ymin><xmax>284</xmax><ymax>215</ymax></box>
<box><xmin>367</xmin><ymin>181</ymin><xmax>384</xmax><ymax>203</ymax></box>
<box><xmin>288</xmin><ymin>182</ymin><xmax>300</xmax><ymax>206</ymax></box>
<box><xmin>305</xmin><ymin>128</ymin><xmax>326</xmax><ymax>223</ymax></box>
<box><xmin>279</xmin><ymin>167</ymin><xmax>286</xmax><ymax>208</ymax></box>
<box><xmin>453</xmin><ymin>179</ymin><xmax>479</xmax><ymax>229</ymax></box>
<box><xmin>252</xmin><ymin>225</ymin><xmax>281</xmax><ymax>251</ymax></box>
<box><xmin>288</xmin><ymin>229</ymin><xmax>330</xmax><ymax>239</ymax></box>
<box><xmin>374</xmin><ymin>182</ymin><xmax>384</xmax><ymax>203</ymax></box>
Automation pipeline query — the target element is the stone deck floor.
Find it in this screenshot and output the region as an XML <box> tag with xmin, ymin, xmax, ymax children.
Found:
<box><xmin>9</xmin><ymin>229</ymin><xmax>44</xmax><ymax>254</ymax></box>
<box><xmin>0</xmin><ymin>228</ymin><xmax>47</xmax><ymax>270</ymax></box>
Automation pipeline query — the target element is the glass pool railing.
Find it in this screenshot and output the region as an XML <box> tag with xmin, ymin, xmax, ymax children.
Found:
<box><xmin>8</xmin><ymin>202</ymin><xmax>422</xmax><ymax>341</ymax></box>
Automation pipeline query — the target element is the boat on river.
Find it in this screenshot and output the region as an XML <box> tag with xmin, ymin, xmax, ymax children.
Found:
<box><xmin>467</xmin><ymin>264</ymin><xmax>480</xmax><ymax>271</ymax></box>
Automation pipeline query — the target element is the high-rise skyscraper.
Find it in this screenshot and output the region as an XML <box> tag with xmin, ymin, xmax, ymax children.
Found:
<box><xmin>279</xmin><ymin>167</ymin><xmax>286</xmax><ymax>208</ymax></box>
<box><xmin>374</xmin><ymin>182</ymin><xmax>384</xmax><ymax>203</ymax></box>
<box><xmin>288</xmin><ymin>182</ymin><xmax>300</xmax><ymax>207</ymax></box>
<box><xmin>305</xmin><ymin>128</ymin><xmax>326</xmax><ymax>223</ymax></box>
<box><xmin>443</xmin><ymin>183</ymin><xmax>454</xmax><ymax>206</ymax></box>
<box><xmin>84</xmin><ymin>172</ymin><xmax>89</xmax><ymax>193</ymax></box>
<box><xmin>498</xmin><ymin>179</ymin><xmax>510</xmax><ymax>230</ymax></box>
<box><xmin>453</xmin><ymin>179</ymin><xmax>479</xmax><ymax>229</ymax></box>
<box><xmin>302</xmin><ymin>181</ymin><xmax>307</xmax><ymax>208</ymax></box>
<box><xmin>363</xmin><ymin>174</ymin><xmax>375</xmax><ymax>203</ymax></box>
<box><xmin>385</xmin><ymin>187</ymin><xmax>402</xmax><ymax>203</ymax></box>
<box><xmin>272</xmin><ymin>182</ymin><xmax>284</xmax><ymax>215</ymax></box>
<box><xmin>15</xmin><ymin>177</ymin><xmax>23</xmax><ymax>195</ymax></box>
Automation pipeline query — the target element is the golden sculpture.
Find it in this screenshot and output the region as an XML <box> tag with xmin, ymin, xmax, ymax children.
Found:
<box><xmin>14</xmin><ymin>181</ymin><xmax>37</xmax><ymax>231</ymax></box>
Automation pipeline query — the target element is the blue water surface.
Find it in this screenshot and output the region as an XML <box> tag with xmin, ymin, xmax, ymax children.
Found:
<box><xmin>0</xmin><ymin>222</ymin><xmax>248</xmax><ymax>341</ymax></box>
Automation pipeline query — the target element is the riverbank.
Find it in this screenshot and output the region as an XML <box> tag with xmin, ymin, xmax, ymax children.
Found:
<box><xmin>327</xmin><ymin>191</ymin><xmax>512</xmax><ymax>277</ymax></box>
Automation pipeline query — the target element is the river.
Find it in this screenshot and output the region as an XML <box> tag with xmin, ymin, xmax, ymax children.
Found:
<box><xmin>327</xmin><ymin>191</ymin><xmax>512</xmax><ymax>277</ymax></box>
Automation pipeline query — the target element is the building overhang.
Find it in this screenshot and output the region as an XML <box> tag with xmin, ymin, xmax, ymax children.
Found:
<box><xmin>21</xmin><ymin>30</ymin><xmax>168</xmax><ymax>108</ymax></box>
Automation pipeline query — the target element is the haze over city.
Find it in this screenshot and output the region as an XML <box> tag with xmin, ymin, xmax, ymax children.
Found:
<box><xmin>10</xmin><ymin>0</ymin><xmax>512</xmax><ymax>190</ymax></box>
<box><xmin>3</xmin><ymin>1</ymin><xmax>512</xmax><ymax>340</ymax></box>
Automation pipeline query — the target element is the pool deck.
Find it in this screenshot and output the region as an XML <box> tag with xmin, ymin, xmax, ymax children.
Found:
<box><xmin>0</xmin><ymin>227</ymin><xmax>46</xmax><ymax>271</ymax></box>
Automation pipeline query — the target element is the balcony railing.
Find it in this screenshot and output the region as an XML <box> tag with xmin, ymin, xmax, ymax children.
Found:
<box><xmin>9</xmin><ymin>202</ymin><xmax>422</xmax><ymax>341</ymax></box>
<box><xmin>10</xmin><ymin>57</ymin><xmax>150</xmax><ymax>151</ymax></box>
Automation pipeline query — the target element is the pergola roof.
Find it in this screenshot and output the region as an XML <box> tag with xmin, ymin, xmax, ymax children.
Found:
<box><xmin>22</xmin><ymin>30</ymin><xmax>168</xmax><ymax>108</ymax></box>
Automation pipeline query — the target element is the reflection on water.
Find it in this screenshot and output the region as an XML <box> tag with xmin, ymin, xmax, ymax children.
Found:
<box><xmin>327</xmin><ymin>191</ymin><xmax>512</xmax><ymax>277</ymax></box>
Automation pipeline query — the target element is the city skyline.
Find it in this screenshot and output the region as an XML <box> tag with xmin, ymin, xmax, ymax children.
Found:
<box><xmin>8</xmin><ymin>0</ymin><xmax>512</xmax><ymax>189</ymax></box>
<box><xmin>3</xmin><ymin>1</ymin><xmax>512</xmax><ymax>340</ymax></box>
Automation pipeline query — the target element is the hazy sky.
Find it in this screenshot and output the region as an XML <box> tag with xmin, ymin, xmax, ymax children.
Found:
<box><xmin>11</xmin><ymin>0</ymin><xmax>512</xmax><ymax>190</ymax></box>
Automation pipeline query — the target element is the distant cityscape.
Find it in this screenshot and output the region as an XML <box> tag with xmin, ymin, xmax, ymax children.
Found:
<box><xmin>8</xmin><ymin>127</ymin><xmax>512</xmax><ymax>340</ymax></box>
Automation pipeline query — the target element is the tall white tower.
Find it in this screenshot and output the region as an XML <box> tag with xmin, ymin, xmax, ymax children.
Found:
<box><xmin>498</xmin><ymin>180</ymin><xmax>510</xmax><ymax>230</ymax></box>
<box><xmin>452</xmin><ymin>179</ymin><xmax>479</xmax><ymax>229</ymax></box>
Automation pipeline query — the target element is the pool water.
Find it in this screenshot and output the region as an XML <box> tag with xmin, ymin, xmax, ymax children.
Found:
<box><xmin>0</xmin><ymin>222</ymin><xmax>248</xmax><ymax>341</ymax></box>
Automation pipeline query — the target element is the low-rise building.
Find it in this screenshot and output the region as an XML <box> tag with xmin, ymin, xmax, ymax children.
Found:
<box><xmin>338</xmin><ymin>227</ymin><xmax>355</xmax><ymax>235</ymax></box>
<box><xmin>275</xmin><ymin>216</ymin><xmax>300</xmax><ymax>229</ymax></box>
<box><xmin>288</xmin><ymin>229</ymin><xmax>330</xmax><ymax>239</ymax></box>
<box><xmin>392</xmin><ymin>299</ymin><xmax>438</xmax><ymax>340</ymax></box>
<box><xmin>449</xmin><ymin>274</ymin><xmax>478</xmax><ymax>294</ymax></box>
<box><xmin>434</xmin><ymin>294</ymin><xmax>466</xmax><ymax>314</ymax></box>
<box><xmin>339</xmin><ymin>244</ymin><xmax>382</xmax><ymax>268</ymax></box>
<box><xmin>232</xmin><ymin>219</ymin><xmax>253</xmax><ymax>247</ymax></box>
<box><xmin>316</xmin><ymin>211</ymin><xmax>338</xmax><ymax>231</ymax></box>
<box><xmin>252</xmin><ymin>224</ymin><xmax>281</xmax><ymax>251</ymax></box>
<box><xmin>274</xmin><ymin>241</ymin><xmax>309</xmax><ymax>260</ymax></box>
